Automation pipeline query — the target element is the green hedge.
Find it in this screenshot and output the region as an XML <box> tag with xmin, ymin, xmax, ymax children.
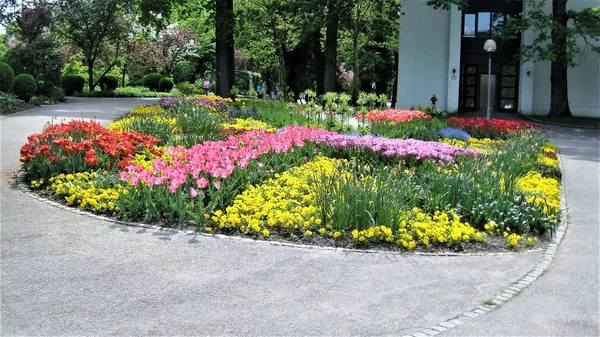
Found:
<box><xmin>13</xmin><ymin>74</ymin><xmax>37</xmax><ymax>102</ymax></box>
<box><xmin>61</xmin><ymin>75</ymin><xmax>85</xmax><ymax>96</ymax></box>
<box><xmin>0</xmin><ymin>62</ymin><xmax>15</xmax><ymax>92</ymax></box>
<box><xmin>158</xmin><ymin>77</ymin><xmax>174</xmax><ymax>92</ymax></box>
<box><xmin>143</xmin><ymin>73</ymin><xmax>162</xmax><ymax>91</ymax></box>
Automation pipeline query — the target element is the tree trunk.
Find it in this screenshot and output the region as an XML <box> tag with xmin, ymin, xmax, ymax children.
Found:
<box><xmin>87</xmin><ymin>57</ymin><xmax>95</xmax><ymax>91</ymax></box>
<box><xmin>549</xmin><ymin>0</ymin><xmax>571</xmax><ymax>117</ymax></box>
<box><xmin>272</xmin><ymin>18</ymin><xmax>287</xmax><ymax>100</ymax></box>
<box><xmin>215</xmin><ymin>0</ymin><xmax>235</xmax><ymax>98</ymax></box>
<box><xmin>323</xmin><ymin>0</ymin><xmax>339</xmax><ymax>93</ymax></box>
<box><xmin>351</xmin><ymin>2</ymin><xmax>361</xmax><ymax>102</ymax></box>
<box><xmin>392</xmin><ymin>51</ymin><xmax>398</xmax><ymax>107</ymax></box>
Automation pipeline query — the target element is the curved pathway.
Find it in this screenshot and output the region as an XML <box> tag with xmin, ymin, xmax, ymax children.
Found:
<box><xmin>0</xmin><ymin>100</ymin><xmax>596</xmax><ymax>336</ymax></box>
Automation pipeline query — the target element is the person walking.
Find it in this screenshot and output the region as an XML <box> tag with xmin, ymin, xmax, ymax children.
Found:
<box><xmin>203</xmin><ymin>77</ymin><xmax>210</xmax><ymax>95</ymax></box>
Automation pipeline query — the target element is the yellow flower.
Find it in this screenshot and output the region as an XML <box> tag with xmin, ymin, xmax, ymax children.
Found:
<box><xmin>304</xmin><ymin>230</ymin><xmax>313</xmax><ymax>237</ymax></box>
<box><xmin>333</xmin><ymin>231</ymin><xmax>341</xmax><ymax>239</ymax></box>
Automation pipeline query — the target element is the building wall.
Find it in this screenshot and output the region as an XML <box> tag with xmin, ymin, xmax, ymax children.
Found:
<box><xmin>530</xmin><ymin>0</ymin><xmax>600</xmax><ymax>117</ymax></box>
<box><xmin>397</xmin><ymin>1</ymin><xmax>599</xmax><ymax>117</ymax></box>
<box><xmin>396</xmin><ymin>2</ymin><xmax>450</xmax><ymax>110</ymax></box>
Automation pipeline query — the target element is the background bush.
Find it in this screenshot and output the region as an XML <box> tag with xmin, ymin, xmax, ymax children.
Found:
<box><xmin>143</xmin><ymin>73</ymin><xmax>162</xmax><ymax>91</ymax></box>
<box><xmin>158</xmin><ymin>77</ymin><xmax>174</xmax><ymax>92</ymax></box>
<box><xmin>50</xmin><ymin>86</ymin><xmax>66</xmax><ymax>102</ymax></box>
<box><xmin>175</xmin><ymin>81</ymin><xmax>195</xmax><ymax>95</ymax></box>
<box><xmin>0</xmin><ymin>62</ymin><xmax>15</xmax><ymax>92</ymax></box>
<box><xmin>61</xmin><ymin>75</ymin><xmax>85</xmax><ymax>95</ymax></box>
<box><xmin>98</xmin><ymin>76</ymin><xmax>119</xmax><ymax>92</ymax></box>
<box><xmin>3</xmin><ymin>36</ymin><xmax>63</xmax><ymax>96</ymax></box>
<box><xmin>12</xmin><ymin>73</ymin><xmax>37</xmax><ymax>102</ymax></box>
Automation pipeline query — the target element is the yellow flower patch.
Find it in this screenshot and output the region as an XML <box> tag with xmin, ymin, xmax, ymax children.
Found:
<box><xmin>47</xmin><ymin>172</ymin><xmax>125</xmax><ymax>213</ymax></box>
<box><xmin>515</xmin><ymin>171</ymin><xmax>560</xmax><ymax>214</ymax></box>
<box><xmin>210</xmin><ymin>156</ymin><xmax>347</xmax><ymax>236</ymax></box>
<box><xmin>128</xmin><ymin>146</ymin><xmax>173</xmax><ymax>170</ymax></box>
<box><xmin>221</xmin><ymin>118</ymin><xmax>276</xmax><ymax>132</ymax></box>
<box><xmin>107</xmin><ymin>115</ymin><xmax>179</xmax><ymax>133</ymax></box>
<box><xmin>128</xmin><ymin>105</ymin><xmax>166</xmax><ymax>115</ymax></box>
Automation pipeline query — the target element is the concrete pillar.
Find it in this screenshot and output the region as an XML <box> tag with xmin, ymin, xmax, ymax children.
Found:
<box><xmin>446</xmin><ymin>4</ymin><xmax>462</xmax><ymax>113</ymax></box>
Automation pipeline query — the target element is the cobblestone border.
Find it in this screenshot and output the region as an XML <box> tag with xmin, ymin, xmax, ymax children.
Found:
<box><xmin>399</xmin><ymin>155</ymin><xmax>568</xmax><ymax>337</ymax></box>
<box><xmin>15</xmin><ymin>172</ymin><xmax>545</xmax><ymax>258</ymax></box>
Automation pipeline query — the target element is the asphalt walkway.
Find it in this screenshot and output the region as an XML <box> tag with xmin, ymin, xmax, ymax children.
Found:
<box><xmin>0</xmin><ymin>100</ymin><xmax>598</xmax><ymax>336</ymax></box>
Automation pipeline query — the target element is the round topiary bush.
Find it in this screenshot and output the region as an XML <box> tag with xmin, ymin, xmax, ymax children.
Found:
<box><xmin>0</xmin><ymin>62</ymin><xmax>15</xmax><ymax>92</ymax></box>
<box><xmin>50</xmin><ymin>86</ymin><xmax>66</xmax><ymax>102</ymax></box>
<box><xmin>61</xmin><ymin>75</ymin><xmax>85</xmax><ymax>96</ymax></box>
<box><xmin>143</xmin><ymin>73</ymin><xmax>162</xmax><ymax>91</ymax></box>
<box><xmin>98</xmin><ymin>76</ymin><xmax>119</xmax><ymax>92</ymax></box>
<box><xmin>12</xmin><ymin>73</ymin><xmax>37</xmax><ymax>102</ymax></box>
<box><xmin>158</xmin><ymin>77</ymin><xmax>174</xmax><ymax>92</ymax></box>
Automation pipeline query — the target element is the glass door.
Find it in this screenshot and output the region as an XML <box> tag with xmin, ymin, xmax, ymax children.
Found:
<box><xmin>459</xmin><ymin>65</ymin><xmax>478</xmax><ymax>111</ymax></box>
<box><xmin>499</xmin><ymin>65</ymin><xmax>518</xmax><ymax>112</ymax></box>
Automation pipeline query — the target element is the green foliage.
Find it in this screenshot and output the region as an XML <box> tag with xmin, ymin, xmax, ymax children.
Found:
<box><xmin>173</xmin><ymin>60</ymin><xmax>196</xmax><ymax>83</ymax></box>
<box><xmin>143</xmin><ymin>73</ymin><xmax>162</xmax><ymax>91</ymax></box>
<box><xmin>12</xmin><ymin>73</ymin><xmax>37</xmax><ymax>102</ymax></box>
<box><xmin>61</xmin><ymin>75</ymin><xmax>86</xmax><ymax>95</ymax></box>
<box><xmin>113</xmin><ymin>87</ymin><xmax>175</xmax><ymax>97</ymax></box>
<box><xmin>4</xmin><ymin>36</ymin><xmax>63</xmax><ymax>95</ymax></box>
<box><xmin>503</xmin><ymin>0</ymin><xmax>600</xmax><ymax>66</ymax></box>
<box><xmin>98</xmin><ymin>76</ymin><xmax>119</xmax><ymax>92</ymax></box>
<box><xmin>158</xmin><ymin>77</ymin><xmax>174</xmax><ymax>92</ymax></box>
<box><xmin>53</xmin><ymin>0</ymin><xmax>135</xmax><ymax>91</ymax></box>
<box><xmin>0</xmin><ymin>61</ymin><xmax>14</xmax><ymax>92</ymax></box>
<box><xmin>175</xmin><ymin>81</ymin><xmax>196</xmax><ymax>95</ymax></box>
<box><xmin>50</xmin><ymin>86</ymin><xmax>66</xmax><ymax>102</ymax></box>
<box><xmin>0</xmin><ymin>92</ymin><xmax>25</xmax><ymax>114</ymax></box>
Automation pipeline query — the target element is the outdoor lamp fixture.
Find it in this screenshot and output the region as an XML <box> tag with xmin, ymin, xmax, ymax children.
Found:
<box><xmin>484</xmin><ymin>39</ymin><xmax>497</xmax><ymax>120</ymax></box>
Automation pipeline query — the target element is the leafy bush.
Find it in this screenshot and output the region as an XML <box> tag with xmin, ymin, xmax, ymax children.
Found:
<box><xmin>50</xmin><ymin>86</ymin><xmax>66</xmax><ymax>102</ymax></box>
<box><xmin>61</xmin><ymin>75</ymin><xmax>85</xmax><ymax>95</ymax></box>
<box><xmin>127</xmin><ymin>79</ymin><xmax>143</xmax><ymax>87</ymax></box>
<box><xmin>158</xmin><ymin>77</ymin><xmax>174</xmax><ymax>92</ymax></box>
<box><xmin>175</xmin><ymin>81</ymin><xmax>195</xmax><ymax>95</ymax></box>
<box><xmin>12</xmin><ymin>73</ymin><xmax>37</xmax><ymax>102</ymax></box>
<box><xmin>143</xmin><ymin>73</ymin><xmax>162</xmax><ymax>91</ymax></box>
<box><xmin>173</xmin><ymin>60</ymin><xmax>195</xmax><ymax>84</ymax></box>
<box><xmin>98</xmin><ymin>76</ymin><xmax>119</xmax><ymax>92</ymax></box>
<box><xmin>4</xmin><ymin>36</ymin><xmax>63</xmax><ymax>95</ymax></box>
<box><xmin>0</xmin><ymin>92</ymin><xmax>25</xmax><ymax>114</ymax></box>
<box><xmin>0</xmin><ymin>62</ymin><xmax>15</xmax><ymax>92</ymax></box>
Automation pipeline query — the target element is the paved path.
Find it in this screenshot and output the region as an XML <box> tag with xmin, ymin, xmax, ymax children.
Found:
<box><xmin>0</xmin><ymin>100</ymin><xmax>597</xmax><ymax>336</ymax></box>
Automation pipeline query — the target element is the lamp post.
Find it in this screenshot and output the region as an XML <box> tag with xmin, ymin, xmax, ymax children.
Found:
<box><xmin>484</xmin><ymin>39</ymin><xmax>497</xmax><ymax>120</ymax></box>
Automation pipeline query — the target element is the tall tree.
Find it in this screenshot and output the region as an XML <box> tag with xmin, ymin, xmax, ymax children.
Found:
<box><xmin>323</xmin><ymin>0</ymin><xmax>340</xmax><ymax>93</ymax></box>
<box><xmin>54</xmin><ymin>0</ymin><xmax>135</xmax><ymax>91</ymax></box>
<box><xmin>506</xmin><ymin>0</ymin><xmax>600</xmax><ymax>116</ymax></box>
<box><xmin>215</xmin><ymin>0</ymin><xmax>235</xmax><ymax>97</ymax></box>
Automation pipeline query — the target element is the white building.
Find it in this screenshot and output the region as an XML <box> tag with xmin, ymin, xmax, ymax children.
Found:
<box><xmin>396</xmin><ymin>0</ymin><xmax>599</xmax><ymax>117</ymax></box>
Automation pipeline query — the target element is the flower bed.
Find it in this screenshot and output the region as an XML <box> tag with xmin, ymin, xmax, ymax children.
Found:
<box><xmin>20</xmin><ymin>100</ymin><xmax>561</xmax><ymax>251</ymax></box>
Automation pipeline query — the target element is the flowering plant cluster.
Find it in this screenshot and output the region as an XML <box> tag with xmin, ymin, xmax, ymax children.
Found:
<box><xmin>448</xmin><ymin>117</ymin><xmax>544</xmax><ymax>139</ymax></box>
<box><xmin>119</xmin><ymin>126</ymin><xmax>334</xmax><ymax>190</ymax></box>
<box><xmin>20</xmin><ymin>120</ymin><xmax>161</xmax><ymax>182</ymax></box>
<box><xmin>321</xmin><ymin>133</ymin><xmax>481</xmax><ymax>164</ymax></box>
<box><xmin>20</xmin><ymin>101</ymin><xmax>563</xmax><ymax>251</ymax></box>
<box><xmin>220</xmin><ymin>118</ymin><xmax>276</xmax><ymax>133</ymax></box>
<box><xmin>363</xmin><ymin>109</ymin><xmax>431</xmax><ymax>123</ymax></box>
<box><xmin>45</xmin><ymin>172</ymin><xmax>125</xmax><ymax>213</ymax></box>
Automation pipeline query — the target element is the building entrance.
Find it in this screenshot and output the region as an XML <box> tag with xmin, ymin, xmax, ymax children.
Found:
<box><xmin>479</xmin><ymin>74</ymin><xmax>496</xmax><ymax>112</ymax></box>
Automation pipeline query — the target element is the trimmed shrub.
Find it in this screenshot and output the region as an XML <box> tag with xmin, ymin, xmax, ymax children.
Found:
<box><xmin>127</xmin><ymin>79</ymin><xmax>143</xmax><ymax>87</ymax></box>
<box><xmin>12</xmin><ymin>73</ymin><xmax>37</xmax><ymax>102</ymax></box>
<box><xmin>175</xmin><ymin>81</ymin><xmax>195</xmax><ymax>95</ymax></box>
<box><xmin>98</xmin><ymin>76</ymin><xmax>119</xmax><ymax>92</ymax></box>
<box><xmin>0</xmin><ymin>62</ymin><xmax>15</xmax><ymax>92</ymax></box>
<box><xmin>50</xmin><ymin>86</ymin><xmax>66</xmax><ymax>102</ymax></box>
<box><xmin>158</xmin><ymin>77</ymin><xmax>174</xmax><ymax>92</ymax></box>
<box><xmin>143</xmin><ymin>73</ymin><xmax>162</xmax><ymax>91</ymax></box>
<box><xmin>61</xmin><ymin>75</ymin><xmax>85</xmax><ymax>95</ymax></box>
